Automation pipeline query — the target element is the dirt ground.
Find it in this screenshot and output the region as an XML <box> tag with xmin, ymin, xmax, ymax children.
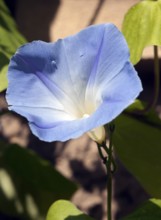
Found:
<box><xmin>0</xmin><ymin>0</ymin><xmax>154</xmax><ymax>219</ymax></box>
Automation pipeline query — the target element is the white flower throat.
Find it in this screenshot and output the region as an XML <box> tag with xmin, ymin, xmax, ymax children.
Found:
<box><xmin>62</xmin><ymin>86</ymin><xmax>106</xmax><ymax>144</ymax></box>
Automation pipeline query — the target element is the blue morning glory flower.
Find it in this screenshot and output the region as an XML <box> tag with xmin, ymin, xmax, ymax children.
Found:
<box><xmin>6</xmin><ymin>24</ymin><xmax>142</xmax><ymax>143</ymax></box>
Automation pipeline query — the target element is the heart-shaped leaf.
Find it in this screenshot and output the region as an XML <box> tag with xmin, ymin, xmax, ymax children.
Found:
<box><xmin>46</xmin><ymin>200</ymin><xmax>94</xmax><ymax>220</ymax></box>
<box><xmin>122</xmin><ymin>0</ymin><xmax>161</xmax><ymax>64</ymax></box>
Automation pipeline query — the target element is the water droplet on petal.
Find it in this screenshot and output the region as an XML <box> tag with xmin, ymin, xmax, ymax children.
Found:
<box><xmin>79</xmin><ymin>50</ymin><xmax>85</xmax><ymax>57</ymax></box>
<box><xmin>51</xmin><ymin>60</ymin><xmax>57</xmax><ymax>70</ymax></box>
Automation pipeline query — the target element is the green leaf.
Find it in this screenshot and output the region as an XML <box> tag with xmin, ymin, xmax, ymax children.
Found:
<box><xmin>0</xmin><ymin>0</ymin><xmax>26</xmax><ymax>92</ymax></box>
<box><xmin>122</xmin><ymin>199</ymin><xmax>161</xmax><ymax>220</ymax></box>
<box><xmin>125</xmin><ymin>99</ymin><xmax>144</xmax><ymax>112</ymax></box>
<box><xmin>0</xmin><ymin>142</ymin><xmax>77</xmax><ymax>219</ymax></box>
<box><xmin>0</xmin><ymin>50</ymin><xmax>9</xmax><ymax>91</ymax></box>
<box><xmin>46</xmin><ymin>200</ymin><xmax>94</xmax><ymax>220</ymax></box>
<box><xmin>0</xmin><ymin>65</ymin><xmax>8</xmax><ymax>91</ymax></box>
<box><xmin>113</xmin><ymin>108</ymin><xmax>161</xmax><ymax>197</ymax></box>
<box><xmin>122</xmin><ymin>0</ymin><xmax>161</xmax><ymax>64</ymax></box>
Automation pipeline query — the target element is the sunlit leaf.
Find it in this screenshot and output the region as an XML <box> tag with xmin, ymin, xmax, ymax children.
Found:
<box><xmin>122</xmin><ymin>0</ymin><xmax>161</xmax><ymax>64</ymax></box>
<box><xmin>0</xmin><ymin>66</ymin><xmax>7</xmax><ymax>91</ymax></box>
<box><xmin>46</xmin><ymin>200</ymin><xmax>94</xmax><ymax>220</ymax></box>
<box><xmin>0</xmin><ymin>0</ymin><xmax>26</xmax><ymax>92</ymax></box>
<box><xmin>0</xmin><ymin>142</ymin><xmax>77</xmax><ymax>220</ymax></box>
<box><xmin>122</xmin><ymin>199</ymin><xmax>161</xmax><ymax>220</ymax></box>
<box><xmin>113</xmin><ymin>106</ymin><xmax>161</xmax><ymax>197</ymax></box>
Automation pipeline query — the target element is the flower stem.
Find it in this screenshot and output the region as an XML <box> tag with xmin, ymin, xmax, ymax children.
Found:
<box><xmin>153</xmin><ymin>45</ymin><xmax>160</xmax><ymax>108</ymax></box>
<box><xmin>135</xmin><ymin>45</ymin><xmax>160</xmax><ymax>115</ymax></box>
<box><xmin>106</xmin><ymin>124</ymin><xmax>113</xmax><ymax>220</ymax></box>
<box><xmin>145</xmin><ymin>45</ymin><xmax>160</xmax><ymax>110</ymax></box>
<box><xmin>96</xmin><ymin>123</ymin><xmax>115</xmax><ymax>220</ymax></box>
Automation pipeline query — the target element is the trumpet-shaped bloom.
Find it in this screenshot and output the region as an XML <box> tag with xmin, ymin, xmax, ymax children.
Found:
<box><xmin>6</xmin><ymin>24</ymin><xmax>142</xmax><ymax>143</ymax></box>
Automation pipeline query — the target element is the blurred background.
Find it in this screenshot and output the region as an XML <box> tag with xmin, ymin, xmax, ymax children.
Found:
<box><xmin>1</xmin><ymin>0</ymin><xmax>160</xmax><ymax>219</ymax></box>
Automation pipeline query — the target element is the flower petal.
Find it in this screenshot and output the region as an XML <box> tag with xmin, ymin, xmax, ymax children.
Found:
<box><xmin>6</xmin><ymin>41</ymin><xmax>80</xmax><ymax>117</ymax></box>
<box><xmin>28</xmin><ymin>61</ymin><xmax>142</xmax><ymax>142</ymax></box>
<box><xmin>6</xmin><ymin>24</ymin><xmax>142</xmax><ymax>142</ymax></box>
<box><xmin>9</xmin><ymin>105</ymin><xmax>76</xmax><ymax>128</ymax></box>
<box><xmin>84</xmin><ymin>24</ymin><xmax>130</xmax><ymax>110</ymax></box>
<box><xmin>6</xmin><ymin>52</ymin><xmax>64</xmax><ymax>111</ymax></box>
<box><xmin>7</xmin><ymin>24</ymin><xmax>130</xmax><ymax>115</ymax></box>
<box><xmin>63</xmin><ymin>23</ymin><xmax>129</xmax><ymax>103</ymax></box>
<box><xmin>97</xmin><ymin>61</ymin><xmax>142</xmax><ymax>103</ymax></box>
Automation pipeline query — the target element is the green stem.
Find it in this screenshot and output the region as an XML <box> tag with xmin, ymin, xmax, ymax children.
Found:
<box><xmin>97</xmin><ymin>144</ymin><xmax>106</xmax><ymax>163</ymax></box>
<box><xmin>146</xmin><ymin>45</ymin><xmax>160</xmax><ymax>110</ymax></box>
<box><xmin>106</xmin><ymin>126</ymin><xmax>113</xmax><ymax>220</ymax></box>
<box><xmin>102</xmin><ymin>142</ymin><xmax>117</xmax><ymax>173</ymax></box>
<box><xmin>153</xmin><ymin>45</ymin><xmax>160</xmax><ymax>107</ymax></box>
<box><xmin>96</xmin><ymin>124</ymin><xmax>115</xmax><ymax>220</ymax></box>
<box><xmin>135</xmin><ymin>45</ymin><xmax>160</xmax><ymax>114</ymax></box>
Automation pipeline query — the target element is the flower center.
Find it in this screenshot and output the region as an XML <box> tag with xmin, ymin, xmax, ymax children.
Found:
<box><xmin>82</xmin><ymin>113</ymin><xmax>90</xmax><ymax>118</ymax></box>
